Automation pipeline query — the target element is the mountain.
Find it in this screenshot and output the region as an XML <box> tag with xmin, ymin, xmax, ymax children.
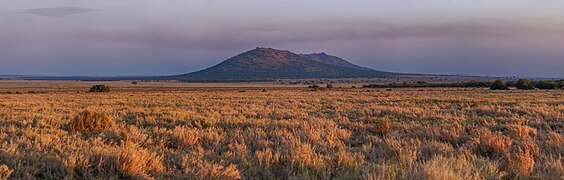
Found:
<box><xmin>168</xmin><ymin>47</ymin><xmax>395</xmax><ymax>81</ymax></box>
<box><xmin>300</xmin><ymin>52</ymin><xmax>371</xmax><ymax>70</ymax></box>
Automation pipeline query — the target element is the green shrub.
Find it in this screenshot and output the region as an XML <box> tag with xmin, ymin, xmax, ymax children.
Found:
<box><xmin>89</xmin><ymin>85</ymin><xmax>111</xmax><ymax>92</ymax></box>
<box><xmin>490</xmin><ymin>79</ymin><xmax>509</xmax><ymax>90</ymax></box>
<box><xmin>558</xmin><ymin>79</ymin><xmax>564</xmax><ymax>89</ymax></box>
<box><xmin>515</xmin><ymin>79</ymin><xmax>535</xmax><ymax>90</ymax></box>
<box><xmin>326</xmin><ymin>84</ymin><xmax>333</xmax><ymax>89</ymax></box>
<box><xmin>535</xmin><ymin>80</ymin><xmax>557</xmax><ymax>89</ymax></box>
<box><xmin>505</xmin><ymin>80</ymin><xmax>517</xmax><ymax>87</ymax></box>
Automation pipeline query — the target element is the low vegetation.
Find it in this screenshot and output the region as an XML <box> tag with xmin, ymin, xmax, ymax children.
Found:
<box><xmin>307</xmin><ymin>84</ymin><xmax>320</xmax><ymax>89</ymax></box>
<box><xmin>363</xmin><ymin>81</ymin><xmax>493</xmax><ymax>88</ymax></box>
<box><xmin>515</xmin><ymin>78</ymin><xmax>535</xmax><ymax>90</ymax></box>
<box><xmin>535</xmin><ymin>80</ymin><xmax>559</xmax><ymax>90</ymax></box>
<box><xmin>68</xmin><ymin>110</ymin><xmax>116</xmax><ymax>133</ymax></box>
<box><xmin>490</xmin><ymin>79</ymin><xmax>510</xmax><ymax>90</ymax></box>
<box><xmin>363</xmin><ymin>78</ymin><xmax>564</xmax><ymax>90</ymax></box>
<box><xmin>0</xmin><ymin>84</ymin><xmax>562</xmax><ymax>179</ymax></box>
<box><xmin>89</xmin><ymin>84</ymin><xmax>111</xmax><ymax>92</ymax></box>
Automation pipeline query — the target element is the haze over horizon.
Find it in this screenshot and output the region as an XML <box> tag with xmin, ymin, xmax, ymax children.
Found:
<box><xmin>1</xmin><ymin>0</ymin><xmax>564</xmax><ymax>78</ymax></box>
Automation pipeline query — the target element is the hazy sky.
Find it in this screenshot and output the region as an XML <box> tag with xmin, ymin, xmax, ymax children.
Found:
<box><xmin>1</xmin><ymin>0</ymin><xmax>564</xmax><ymax>77</ymax></box>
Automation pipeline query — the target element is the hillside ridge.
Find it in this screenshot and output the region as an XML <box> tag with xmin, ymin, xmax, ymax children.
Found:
<box><xmin>169</xmin><ymin>47</ymin><xmax>394</xmax><ymax>81</ymax></box>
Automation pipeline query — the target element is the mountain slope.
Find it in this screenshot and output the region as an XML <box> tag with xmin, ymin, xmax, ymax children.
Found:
<box><xmin>169</xmin><ymin>48</ymin><xmax>394</xmax><ymax>81</ymax></box>
<box><xmin>300</xmin><ymin>52</ymin><xmax>371</xmax><ymax>70</ymax></box>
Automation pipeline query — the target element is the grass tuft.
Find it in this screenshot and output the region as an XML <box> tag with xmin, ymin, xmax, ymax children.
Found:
<box><xmin>69</xmin><ymin>110</ymin><xmax>115</xmax><ymax>133</ymax></box>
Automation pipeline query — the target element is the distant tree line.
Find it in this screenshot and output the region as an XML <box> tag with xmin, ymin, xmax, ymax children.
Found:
<box><xmin>362</xmin><ymin>81</ymin><xmax>493</xmax><ymax>88</ymax></box>
<box><xmin>492</xmin><ymin>79</ymin><xmax>564</xmax><ymax>90</ymax></box>
<box><xmin>362</xmin><ymin>79</ymin><xmax>564</xmax><ymax>90</ymax></box>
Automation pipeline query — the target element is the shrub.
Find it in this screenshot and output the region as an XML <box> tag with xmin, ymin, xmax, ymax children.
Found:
<box><xmin>490</xmin><ymin>79</ymin><xmax>510</xmax><ymax>90</ymax></box>
<box><xmin>0</xmin><ymin>165</ymin><xmax>13</xmax><ymax>179</ymax></box>
<box><xmin>372</xmin><ymin>118</ymin><xmax>391</xmax><ymax>136</ymax></box>
<box><xmin>69</xmin><ymin>110</ymin><xmax>115</xmax><ymax>133</ymax></box>
<box><xmin>475</xmin><ymin>129</ymin><xmax>512</xmax><ymax>159</ymax></box>
<box><xmin>412</xmin><ymin>155</ymin><xmax>502</xmax><ymax>180</ymax></box>
<box><xmin>504</xmin><ymin>125</ymin><xmax>537</xmax><ymax>140</ymax></box>
<box><xmin>182</xmin><ymin>156</ymin><xmax>241</xmax><ymax>179</ymax></box>
<box><xmin>308</xmin><ymin>85</ymin><xmax>320</xmax><ymax>89</ymax></box>
<box><xmin>535</xmin><ymin>80</ymin><xmax>557</xmax><ymax>89</ymax></box>
<box><xmin>515</xmin><ymin>79</ymin><xmax>535</xmax><ymax>90</ymax></box>
<box><xmin>557</xmin><ymin>79</ymin><xmax>564</xmax><ymax>89</ymax></box>
<box><xmin>89</xmin><ymin>85</ymin><xmax>111</xmax><ymax>92</ymax></box>
<box><xmin>326</xmin><ymin>84</ymin><xmax>333</xmax><ymax>89</ymax></box>
<box><xmin>502</xmin><ymin>147</ymin><xmax>536</xmax><ymax>176</ymax></box>
<box><xmin>505</xmin><ymin>80</ymin><xmax>517</xmax><ymax>87</ymax></box>
<box><xmin>116</xmin><ymin>142</ymin><xmax>165</xmax><ymax>179</ymax></box>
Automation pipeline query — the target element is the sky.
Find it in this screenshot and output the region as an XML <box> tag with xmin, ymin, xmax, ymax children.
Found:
<box><xmin>1</xmin><ymin>0</ymin><xmax>563</xmax><ymax>77</ymax></box>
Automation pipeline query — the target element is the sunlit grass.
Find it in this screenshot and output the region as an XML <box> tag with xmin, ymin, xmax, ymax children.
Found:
<box><xmin>0</xmin><ymin>83</ymin><xmax>562</xmax><ymax>179</ymax></box>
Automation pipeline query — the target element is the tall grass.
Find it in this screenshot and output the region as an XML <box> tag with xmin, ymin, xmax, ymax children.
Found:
<box><xmin>0</xmin><ymin>87</ymin><xmax>562</xmax><ymax>179</ymax></box>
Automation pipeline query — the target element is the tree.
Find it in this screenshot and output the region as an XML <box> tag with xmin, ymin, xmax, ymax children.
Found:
<box><xmin>515</xmin><ymin>79</ymin><xmax>535</xmax><ymax>90</ymax></box>
<box><xmin>490</xmin><ymin>79</ymin><xmax>509</xmax><ymax>90</ymax></box>
<box><xmin>535</xmin><ymin>80</ymin><xmax>557</xmax><ymax>89</ymax></box>
<box><xmin>89</xmin><ymin>85</ymin><xmax>110</xmax><ymax>92</ymax></box>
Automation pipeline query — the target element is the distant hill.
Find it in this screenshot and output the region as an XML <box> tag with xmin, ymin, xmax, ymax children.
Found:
<box><xmin>299</xmin><ymin>52</ymin><xmax>371</xmax><ymax>70</ymax></box>
<box><xmin>168</xmin><ymin>47</ymin><xmax>395</xmax><ymax>81</ymax></box>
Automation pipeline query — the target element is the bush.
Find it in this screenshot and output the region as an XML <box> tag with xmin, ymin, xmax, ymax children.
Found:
<box><xmin>307</xmin><ymin>85</ymin><xmax>320</xmax><ymax>89</ymax></box>
<box><xmin>490</xmin><ymin>79</ymin><xmax>510</xmax><ymax>90</ymax></box>
<box><xmin>505</xmin><ymin>80</ymin><xmax>517</xmax><ymax>87</ymax></box>
<box><xmin>115</xmin><ymin>142</ymin><xmax>165</xmax><ymax>179</ymax></box>
<box><xmin>372</xmin><ymin>118</ymin><xmax>391</xmax><ymax>136</ymax></box>
<box><xmin>502</xmin><ymin>147</ymin><xmax>536</xmax><ymax>176</ymax></box>
<box><xmin>535</xmin><ymin>80</ymin><xmax>557</xmax><ymax>89</ymax></box>
<box><xmin>0</xmin><ymin>165</ymin><xmax>13</xmax><ymax>179</ymax></box>
<box><xmin>326</xmin><ymin>84</ymin><xmax>333</xmax><ymax>89</ymax></box>
<box><xmin>558</xmin><ymin>79</ymin><xmax>564</xmax><ymax>89</ymax></box>
<box><xmin>69</xmin><ymin>110</ymin><xmax>115</xmax><ymax>133</ymax></box>
<box><xmin>515</xmin><ymin>79</ymin><xmax>535</xmax><ymax>90</ymax></box>
<box><xmin>89</xmin><ymin>85</ymin><xmax>111</xmax><ymax>92</ymax></box>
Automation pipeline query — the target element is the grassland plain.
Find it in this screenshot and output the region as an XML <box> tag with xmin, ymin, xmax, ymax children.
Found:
<box><xmin>0</xmin><ymin>81</ymin><xmax>563</xmax><ymax>179</ymax></box>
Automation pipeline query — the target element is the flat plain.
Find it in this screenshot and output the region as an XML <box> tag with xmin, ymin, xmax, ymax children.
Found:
<box><xmin>0</xmin><ymin>80</ymin><xmax>562</xmax><ymax>179</ymax></box>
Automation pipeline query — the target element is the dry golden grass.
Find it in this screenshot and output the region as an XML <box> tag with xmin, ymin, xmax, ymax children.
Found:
<box><xmin>0</xmin><ymin>164</ymin><xmax>13</xmax><ymax>179</ymax></box>
<box><xmin>0</xmin><ymin>81</ymin><xmax>562</xmax><ymax>179</ymax></box>
<box><xmin>69</xmin><ymin>110</ymin><xmax>115</xmax><ymax>133</ymax></box>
